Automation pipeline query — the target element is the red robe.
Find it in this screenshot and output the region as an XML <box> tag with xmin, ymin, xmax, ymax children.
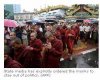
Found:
<box><xmin>54</xmin><ymin>30</ymin><xmax>61</xmax><ymax>40</ymax></box>
<box><xmin>60</xmin><ymin>28</ymin><xmax>67</xmax><ymax>50</ymax></box>
<box><xmin>43</xmin><ymin>39</ymin><xmax>63</xmax><ymax>68</ymax></box>
<box><xmin>4</xmin><ymin>56</ymin><xmax>23</xmax><ymax>68</ymax></box>
<box><xmin>14</xmin><ymin>46</ymin><xmax>26</xmax><ymax>65</ymax></box>
<box><xmin>72</xmin><ymin>26</ymin><xmax>79</xmax><ymax>44</ymax></box>
<box><xmin>29</xmin><ymin>39</ymin><xmax>43</xmax><ymax>68</ymax></box>
<box><xmin>65</xmin><ymin>29</ymin><xmax>75</xmax><ymax>54</ymax></box>
<box><xmin>14</xmin><ymin>39</ymin><xmax>43</xmax><ymax>68</ymax></box>
<box><xmin>36</xmin><ymin>30</ymin><xmax>43</xmax><ymax>41</ymax></box>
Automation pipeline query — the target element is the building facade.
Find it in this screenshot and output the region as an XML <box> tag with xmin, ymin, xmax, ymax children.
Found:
<box><xmin>14</xmin><ymin>12</ymin><xmax>35</xmax><ymax>21</ymax></box>
<box><xmin>67</xmin><ymin>4</ymin><xmax>99</xmax><ymax>18</ymax></box>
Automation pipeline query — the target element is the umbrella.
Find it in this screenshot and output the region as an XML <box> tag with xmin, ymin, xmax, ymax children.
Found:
<box><xmin>32</xmin><ymin>17</ymin><xmax>45</xmax><ymax>24</ymax></box>
<box><xmin>76</xmin><ymin>19</ymin><xmax>83</xmax><ymax>22</ymax></box>
<box><xmin>4</xmin><ymin>19</ymin><xmax>18</xmax><ymax>27</ymax></box>
<box><xmin>17</xmin><ymin>21</ymin><xmax>26</xmax><ymax>26</ymax></box>
<box><xmin>84</xmin><ymin>19</ymin><xmax>91</xmax><ymax>23</ymax></box>
<box><xmin>90</xmin><ymin>19</ymin><xmax>98</xmax><ymax>24</ymax></box>
<box><xmin>45</xmin><ymin>19</ymin><xmax>57</xmax><ymax>23</ymax></box>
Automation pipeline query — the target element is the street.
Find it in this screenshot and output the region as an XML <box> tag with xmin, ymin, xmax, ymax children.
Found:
<box><xmin>60</xmin><ymin>49</ymin><xmax>98</xmax><ymax>68</ymax></box>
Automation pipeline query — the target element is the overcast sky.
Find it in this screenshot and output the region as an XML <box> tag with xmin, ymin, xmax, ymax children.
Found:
<box><xmin>3</xmin><ymin>0</ymin><xmax>99</xmax><ymax>12</ymax></box>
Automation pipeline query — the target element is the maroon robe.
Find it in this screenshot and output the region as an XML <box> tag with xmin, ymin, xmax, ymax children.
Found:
<box><xmin>4</xmin><ymin>56</ymin><xmax>23</xmax><ymax>68</ymax></box>
<box><xmin>14</xmin><ymin>46</ymin><xmax>33</xmax><ymax>68</ymax></box>
<box><xmin>29</xmin><ymin>39</ymin><xmax>43</xmax><ymax>68</ymax></box>
<box><xmin>65</xmin><ymin>29</ymin><xmax>75</xmax><ymax>54</ymax></box>
<box><xmin>14</xmin><ymin>39</ymin><xmax>43</xmax><ymax>68</ymax></box>
<box><xmin>72</xmin><ymin>26</ymin><xmax>79</xmax><ymax>44</ymax></box>
<box><xmin>36</xmin><ymin>30</ymin><xmax>43</xmax><ymax>41</ymax></box>
<box><xmin>43</xmin><ymin>39</ymin><xmax>63</xmax><ymax>68</ymax></box>
<box><xmin>54</xmin><ymin>30</ymin><xmax>61</xmax><ymax>40</ymax></box>
<box><xmin>60</xmin><ymin>28</ymin><xmax>67</xmax><ymax>50</ymax></box>
<box><xmin>14</xmin><ymin>46</ymin><xmax>26</xmax><ymax>65</ymax></box>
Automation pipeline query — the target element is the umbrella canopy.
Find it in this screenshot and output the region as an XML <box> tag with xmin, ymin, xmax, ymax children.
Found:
<box><xmin>90</xmin><ymin>19</ymin><xmax>98</xmax><ymax>24</ymax></box>
<box><xmin>32</xmin><ymin>17</ymin><xmax>45</xmax><ymax>24</ymax></box>
<box><xmin>45</xmin><ymin>19</ymin><xmax>57</xmax><ymax>23</ymax></box>
<box><xmin>4</xmin><ymin>19</ymin><xmax>18</xmax><ymax>27</ymax></box>
<box><xmin>17</xmin><ymin>21</ymin><xmax>26</xmax><ymax>26</ymax></box>
<box><xmin>83</xmin><ymin>19</ymin><xmax>91</xmax><ymax>23</ymax></box>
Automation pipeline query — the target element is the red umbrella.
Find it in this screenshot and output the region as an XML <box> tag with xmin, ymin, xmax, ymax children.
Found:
<box><xmin>4</xmin><ymin>19</ymin><xmax>18</xmax><ymax>27</ymax></box>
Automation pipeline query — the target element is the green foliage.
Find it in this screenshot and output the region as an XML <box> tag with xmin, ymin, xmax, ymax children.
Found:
<box><xmin>4</xmin><ymin>10</ymin><xmax>10</xmax><ymax>18</ymax></box>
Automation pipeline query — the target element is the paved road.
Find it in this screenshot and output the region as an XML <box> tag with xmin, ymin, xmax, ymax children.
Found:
<box><xmin>60</xmin><ymin>49</ymin><xmax>98</xmax><ymax>68</ymax></box>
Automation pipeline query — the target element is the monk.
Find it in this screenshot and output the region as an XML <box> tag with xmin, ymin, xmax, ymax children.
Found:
<box><xmin>9</xmin><ymin>32</ymin><xmax>21</xmax><ymax>59</ymax></box>
<box><xmin>12</xmin><ymin>35</ymin><xmax>42</xmax><ymax>68</ymax></box>
<box><xmin>43</xmin><ymin>32</ymin><xmax>63</xmax><ymax>68</ymax></box>
<box><xmin>54</xmin><ymin>27</ymin><xmax>61</xmax><ymax>40</ymax></box>
<box><xmin>28</xmin><ymin>32</ymin><xmax>43</xmax><ymax>68</ymax></box>
<box><xmin>65</xmin><ymin>25</ymin><xmax>76</xmax><ymax>56</ymax></box>
<box><xmin>60</xmin><ymin>26</ymin><xmax>67</xmax><ymax>51</ymax></box>
<box><xmin>34</xmin><ymin>25</ymin><xmax>43</xmax><ymax>42</ymax></box>
<box><xmin>4</xmin><ymin>45</ymin><xmax>23</xmax><ymax>68</ymax></box>
<box><xmin>72</xmin><ymin>24</ymin><xmax>79</xmax><ymax>44</ymax></box>
<box><xmin>12</xmin><ymin>38</ymin><xmax>27</xmax><ymax>67</ymax></box>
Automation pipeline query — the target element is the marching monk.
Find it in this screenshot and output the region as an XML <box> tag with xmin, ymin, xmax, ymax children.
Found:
<box><xmin>28</xmin><ymin>32</ymin><xmax>43</xmax><ymax>68</ymax></box>
<box><xmin>54</xmin><ymin>27</ymin><xmax>61</xmax><ymax>40</ymax></box>
<box><xmin>60</xmin><ymin>25</ymin><xmax>67</xmax><ymax>51</ymax></box>
<box><xmin>42</xmin><ymin>32</ymin><xmax>63</xmax><ymax>68</ymax></box>
<box><xmin>12</xmin><ymin>38</ymin><xmax>25</xmax><ymax>64</ymax></box>
<box><xmin>72</xmin><ymin>23</ymin><xmax>79</xmax><ymax>44</ymax></box>
<box><xmin>12</xmin><ymin>32</ymin><xmax>43</xmax><ymax>68</ymax></box>
<box><xmin>65</xmin><ymin>25</ymin><xmax>76</xmax><ymax>56</ymax></box>
<box><xmin>4</xmin><ymin>45</ymin><xmax>23</xmax><ymax>68</ymax></box>
<box><xmin>9</xmin><ymin>32</ymin><xmax>21</xmax><ymax>59</ymax></box>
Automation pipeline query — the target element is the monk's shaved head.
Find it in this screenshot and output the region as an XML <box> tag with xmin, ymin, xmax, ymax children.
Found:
<box><xmin>10</xmin><ymin>32</ymin><xmax>16</xmax><ymax>36</ymax></box>
<box><xmin>30</xmin><ymin>32</ymin><xmax>37</xmax><ymax>40</ymax></box>
<box><xmin>10</xmin><ymin>32</ymin><xmax>16</xmax><ymax>40</ymax></box>
<box><xmin>45</xmin><ymin>31</ymin><xmax>53</xmax><ymax>38</ymax></box>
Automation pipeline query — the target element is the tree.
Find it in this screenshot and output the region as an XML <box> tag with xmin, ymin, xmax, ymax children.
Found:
<box><xmin>4</xmin><ymin>10</ymin><xmax>10</xmax><ymax>19</ymax></box>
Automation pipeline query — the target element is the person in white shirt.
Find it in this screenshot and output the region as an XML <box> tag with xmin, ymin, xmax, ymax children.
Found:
<box><xmin>84</xmin><ymin>23</ymin><xmax>91</xmax><ymax>43</ymax></box>
<box><xmin>79</xmin><ymin>23</ymin><xmax>85</xmax><ymax>40</ymax></box>
<box><xmin>22</xmin><ymin>27</ymin><xmax>28</xmax><ymax>46</ymax></box>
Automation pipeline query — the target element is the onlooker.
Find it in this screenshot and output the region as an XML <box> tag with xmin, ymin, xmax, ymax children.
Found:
<box><xmin>22</xmin><ymin>27</ymin><xmax>28</xmax><ymax>46</ymax></box>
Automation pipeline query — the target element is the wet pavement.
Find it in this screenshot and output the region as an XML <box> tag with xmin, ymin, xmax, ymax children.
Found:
<box><xmin>60</xmin><ymin>49</ymin><xmax>98</xmax><ymax>68</ymax></box>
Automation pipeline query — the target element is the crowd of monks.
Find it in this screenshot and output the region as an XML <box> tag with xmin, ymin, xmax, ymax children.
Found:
<box><xmin>4</xmin><ymin>22</ymin><xmax>98</xmax><ymax>68</ymax></box>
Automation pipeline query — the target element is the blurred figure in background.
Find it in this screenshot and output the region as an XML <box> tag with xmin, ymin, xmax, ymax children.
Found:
<box><xmin>84</xmin><ymin>23</ymin><xmax>91</xmax><ymax>44</ymax></box>
<box><xmin>22</xmin><ymin>27</ymin><xmax>28</xmax><ymax>46</ymax></box>
<box><xmin>79</xmin><ymin>23</ymin><xmax>85</xmax><ymax>41</ymax></box>
<box><xmin>15</xmin><ymin>27</ymin><xmax>22</xmax><ymax>43</ymax></box>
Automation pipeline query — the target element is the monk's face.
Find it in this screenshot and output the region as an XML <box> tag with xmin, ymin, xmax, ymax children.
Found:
<box><xmin>12</xmin><ymin>42</ymin><xmax>21</xmax><ymax>50</ymax></box>
<box><xmin>10</xmin><ymin>32</ymin><xmax>16</xmax><ymax>40</ymax></box>
<box><xmin>34</xmin><ymin>25</ymin><xmax>39</xmax><ymax>31</ymax></box>
<box><xmin>46</xmin><ymin>26</ymin><xmax>52</xmax><ymax>31</ymax></box>
<box><xmin>47</xmin><ymin>35</ymin><xmax>54</xmax><ymax>42</ymax></box>
<box><xmin>30</xmin><ymin>33</ymin><xmax>36</xmax><ymax>41</ymax></box>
